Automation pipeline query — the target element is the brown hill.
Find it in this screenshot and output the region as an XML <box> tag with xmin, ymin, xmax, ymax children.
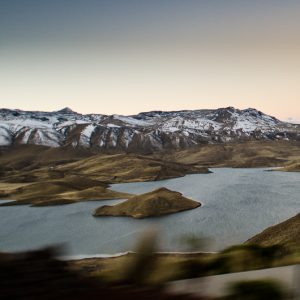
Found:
<box><xmin>0</xmin><ymin>144</ymin><xmax>92</xmax><ymax>170</ymax></box>
<box><xmin>0</xmin><ymin>145</ymin><xmax>209</xmax><ymax>206</ymax></box>
<box><xmin>0</xmin><ymin>175</ymin><xmax>131</xmax><ymax>206</ymax></box>
<box><xmin>247</xmin><ymin>213</ymin><xmax>300</xmax><ymax>251</ymax></box>
<box><xmin>160</xmin><ymin>140</ymin><xmax>300</xmax><ymax>168</ymax></box>
<box><xmin>55</xmin><ymin>153</ymin><xmax>210</xmax><ymax>183</ymax></box>
<box><xmin>93</xmin><ymin>187</ymin><xmax>201</xmax><ymax>218</ymax></box>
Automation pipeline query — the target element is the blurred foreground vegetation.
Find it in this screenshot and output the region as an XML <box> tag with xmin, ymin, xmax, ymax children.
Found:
<box><xmin>1</xmin><ymin>230</ymin><xmax>299</xmax><ymax>300</ymax></box>
<box><xmin>223</xmin><ymin>279</ymin><xmax>287</xmax><ymax>300</ymax></box>
<box><xmin>70</xmin><ymin>233</ymin><xmax>300</xmax><ymax>285</ymax></box>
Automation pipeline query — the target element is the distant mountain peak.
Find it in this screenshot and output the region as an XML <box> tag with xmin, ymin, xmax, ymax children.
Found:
<box><xmin>55</xmin><ymin>107</ymin><xmax>77</xmax><ymax>114</ymax></box>
<box><xmin>224</xmin><ymin>106</ymin><xmax>236</xmax><ymax>111</ymax></box>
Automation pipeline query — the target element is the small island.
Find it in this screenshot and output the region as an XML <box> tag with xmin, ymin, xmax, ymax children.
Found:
<box><xmin>93</xmin><ymin>187</ymin><xmax>201</xmax><ymax>218</ymax></box>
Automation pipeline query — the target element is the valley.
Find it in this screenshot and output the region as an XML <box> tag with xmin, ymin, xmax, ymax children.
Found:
<box><xmin>0</xmin><ymin>107</ymin><xmax>299</xmax><ymax>258</ymax></box>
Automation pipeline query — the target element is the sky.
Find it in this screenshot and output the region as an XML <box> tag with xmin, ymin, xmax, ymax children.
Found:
<box><xmin>0</xmin><ymin>0</ymin><xmax>300</xmax><ymax>121</ymax></box>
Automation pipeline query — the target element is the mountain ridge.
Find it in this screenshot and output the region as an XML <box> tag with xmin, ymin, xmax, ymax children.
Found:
<box><xmin>1</xmin><ymin>106</ymin><xmax>299</xmax><ymax>152</ymax></box>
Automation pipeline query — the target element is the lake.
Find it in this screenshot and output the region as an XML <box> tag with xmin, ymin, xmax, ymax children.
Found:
<box><xmin>0</xmin><ymin>168</ymin><xmax>299</xmax><ymax>257</ymax></box>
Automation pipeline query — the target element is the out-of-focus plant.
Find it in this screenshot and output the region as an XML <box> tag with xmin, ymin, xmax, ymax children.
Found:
<box><xmin>121</xmin><ymin>228</ymin><xmax>159</xmax><ymax>286</ymax></box>
<box><xmin>225</xmin><ymin>279</ymin><xmax>286</xmax><ymax>300</ymax></box>
<box><xmin>176</xmin><ymin>233</ymin><xmax>210</xmax><ymax>279</ymax></box>
<box><xmin>210</xmin><ymin>243</ymin><xmax>289</xmax><ymax>274</ymax></box>
<box><xmin>179</xmin><ymin>233</ymin><xmax>209</xmax><ymax>252</ymax></box>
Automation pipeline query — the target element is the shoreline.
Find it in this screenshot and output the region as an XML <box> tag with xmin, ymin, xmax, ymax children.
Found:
<box><xmin>62</xmin><ymin>250</ymin><xmax>218</xmax><ymax>261</ymax></box>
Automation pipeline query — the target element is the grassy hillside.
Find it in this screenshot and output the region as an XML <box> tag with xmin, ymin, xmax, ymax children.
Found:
<box><xmin>160</xmin><ymin>141</ymin><xmax>300</xmax><ymax>168</ymax></box>
<box><xmin>0</xmin><ymin>175</ymin><xmax>131</xmax><ymax>206</ymax></box>
<box><xmin>0</xmin><ymin>145</ymin><xmax>208</xmax><ymax>206</ymax></box>
<box><xmin>0</xmin><ymin>144</ymin><xmax>92</xmax><ymax>170</ymax></box>
<box><xmin>55</xmin><ymin>153</ymin><xmax>209</xmax><ymax>183</ymax></box>
<box><xmin>247</xmin><ymin>213</ymin><xmax>300</xmax><ymax>251</ymax></box>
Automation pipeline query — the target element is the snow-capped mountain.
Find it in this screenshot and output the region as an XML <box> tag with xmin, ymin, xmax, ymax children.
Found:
<box><xmin>0</xmin><ymin>107</ymin><xmax>299</xmax><ymax>151</ymax></box>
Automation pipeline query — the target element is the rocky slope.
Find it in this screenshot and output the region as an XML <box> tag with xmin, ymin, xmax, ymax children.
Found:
<box><xmin>93</xmin><ymin>187</ymin><xmax>201</xmax><ymax>218</ymax></box>
<box><xmin>1</xmin><ymin>107</ymin><xmax>299</xmax><ymax>152</ymax></box>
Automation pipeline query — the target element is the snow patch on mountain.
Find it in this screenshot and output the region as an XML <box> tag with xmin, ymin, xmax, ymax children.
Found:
<box><xmin>79</xmin><ymin>124</ymin><xmax>96</xmax><ymax>147</ymax></box>
<box><xmin>112</xmin><ymin>115</ymin><xmax>153</xmax><ymax>127</ymax></box>
<box><xmin>0</xmin><ymin>125</ymin><xmax>12</xmax><ymax>146</ymax></box>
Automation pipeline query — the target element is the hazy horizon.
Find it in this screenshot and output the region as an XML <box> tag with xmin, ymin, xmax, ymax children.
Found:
<box><xmin>1</xmin><ymin>104</ymin><xmax>299</xmax><ymax>123</ymax></box>
<box><xmin>1</xmin><ymin>0</ymin><xmax>300</xmax><ymax>122</ymax></box>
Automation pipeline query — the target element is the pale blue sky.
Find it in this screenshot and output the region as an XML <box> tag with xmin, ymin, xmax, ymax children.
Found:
<box><xmin>1</xmin><ymin>0</ymin><xmax>300</xmax><ymax>121</ymax></box>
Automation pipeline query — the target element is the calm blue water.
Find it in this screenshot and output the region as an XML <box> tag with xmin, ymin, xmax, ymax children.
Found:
<box><xmin>0</xmin><ymin>168</ymin><xmax>299</xmax><ymax>256</ymax></box>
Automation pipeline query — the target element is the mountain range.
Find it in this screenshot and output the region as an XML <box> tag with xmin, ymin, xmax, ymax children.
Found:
<box><xmin>0</xmin><ymin>106</ymin><xmax>299</xmax><ymax>152</ymax></box>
